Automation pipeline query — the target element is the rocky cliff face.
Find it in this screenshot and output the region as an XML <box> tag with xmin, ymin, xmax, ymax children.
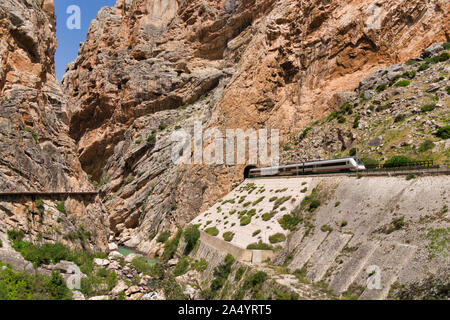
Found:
<box><xmin>62</xmin><ymin>0</ymin><xmax>448</xmax><ymax>252</ymax></box>
<box><xmin>0</xmin><ymin>0</ymin><xmax>108</xmax><ymax>250</ymax></box>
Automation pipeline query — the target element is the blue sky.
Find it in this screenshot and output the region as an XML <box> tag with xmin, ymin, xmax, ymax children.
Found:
<box><xmin>55</xmin><ymin>0</ymin><xmax>116</xmax><ymax>81</ymax></box>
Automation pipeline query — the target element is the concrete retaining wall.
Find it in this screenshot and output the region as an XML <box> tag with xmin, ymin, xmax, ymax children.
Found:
<box><xmin>198</xmin><ymin>231</ymin><xmax>274</xmax><ymax>263</ymax></box>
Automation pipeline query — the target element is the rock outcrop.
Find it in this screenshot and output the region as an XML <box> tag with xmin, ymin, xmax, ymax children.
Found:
<box><xmin>0</xmin><ymin>0</ymin><xmax>108</xmax><ymax>250</ymax></box>
<box><xmin>61</xmin><ymin>0</ymin><xmax>448</xmax><ymax>250</ymax></box>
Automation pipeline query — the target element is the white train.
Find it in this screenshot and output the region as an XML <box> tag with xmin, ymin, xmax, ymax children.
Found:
<box><xmin>248</xmin><ymin>157</ymin><xmax>366</xmax><ymax>178</ymax></box>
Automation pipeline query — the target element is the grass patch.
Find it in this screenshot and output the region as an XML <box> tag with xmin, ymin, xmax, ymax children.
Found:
<box><xmin>424</xmin><ymin>228</ymin><xmax>449</xmax><ymax>258</ymax></box>
<box><xmin>394</xmin><ymin>80</ymin><xmax>410</xmax><ymax>87</ymax></box>
<box><xmin>246</xmin><ymin>241</ymin><xmax>273</xmax><ymax>250</ymax></box>
<box><xmin>205</xmin><ymin>227</ymin><xmax>219</xmax><ymax>236</ymax></box>
<box><xmin>157</xmin><ymin>231</ymin><xmax>170</xmax><ymax>243</ymax></box>
<box><xmin>421</xmin><ymin>103</ymin><xmax>436</xmax><ymax>112</ymax></box>
<box><xmin>223</xmin><ymin>232</ymin><xmax>235</xmax><ymax>242</ymax></box>
<box><xmin>268</xmin><ymin>233</ymin><xmax>286</xmax><ymax>244</ymax></box>
<box><xmin>240</xmin><ymin>216</ymin><xmax>251</xmax><ymax>226</ymax></box>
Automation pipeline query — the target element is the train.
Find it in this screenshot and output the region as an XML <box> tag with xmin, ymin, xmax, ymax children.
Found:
<box><xmin>248</xmin><ymin>157</ymin><xmax>366</xmax><ymax>178</ymax></box>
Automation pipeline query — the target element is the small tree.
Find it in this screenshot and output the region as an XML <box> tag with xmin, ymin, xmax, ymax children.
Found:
<box><xmin>183</xmin><ymin>225</ymin><xmax>200</xmax><ymax>254</ymax></box>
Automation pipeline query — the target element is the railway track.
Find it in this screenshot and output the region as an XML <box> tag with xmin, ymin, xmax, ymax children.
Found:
<box><xmin>248</xmin><ymin>165</ymin><xmax>450</xmax><ymax>179</ymax></box>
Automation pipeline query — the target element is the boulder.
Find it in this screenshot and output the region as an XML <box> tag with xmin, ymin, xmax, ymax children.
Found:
<box><xmin>111</xmin><ymin>280</ymin><xmax>128</xmax><ymax>296</ymax></box>
<box><xmin>125</xmin><ymin>286</ymin><xmax>140</xmax><ymax>296</ymax></box>
<box><xmin>108</xmin><ymin>250</ymin><xmax>123</xmax><ymax>260</ymax></box>
<box><xmin>93</xmin><ymin>258</ymin><xmax>110</xmax><ymax>267</ymax></box>
<box><xmin>421</xmin><ymin>42</ymin><xmax>444</xmax><ymax>58</ymax></box>
<box><xmin>124</xmin><ymin>253</ymin><xmax>142</xmax><ymax>263</ymax></box>
<box><xmin>88</xmin><ymin>296</ymin><xmax>110</xmax><ymax>300</ymax></box>
<box><xmin>167</xmin><ymin>258</ymin><xmax>179</xmax><ymax>267</ymax></box>
<box><xmin>71</xmin><ymin>290</ymin><xmax>86</xmax><ymax>301</ymax></box>
<box><xmin>108</xmin><ymin>243</ymin><xmax>119</xmax><ymax>251</ymax></box>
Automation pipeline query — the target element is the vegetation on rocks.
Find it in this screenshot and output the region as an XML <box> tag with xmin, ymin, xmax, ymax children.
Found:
<box><xmin>0</xmin><ymin>265</ymin><xmax>71</xmax><ymax>300</ymax></box>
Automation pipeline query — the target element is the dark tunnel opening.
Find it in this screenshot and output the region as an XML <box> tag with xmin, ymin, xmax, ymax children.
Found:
<box><xmin>243</xmin><ymin>165</ymin><xmax>257</xmax><ymax>179</ymax></box>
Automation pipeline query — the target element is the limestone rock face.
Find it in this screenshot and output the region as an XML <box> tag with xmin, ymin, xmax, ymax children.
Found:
<box><xmin>0</xmin><ymin>0</ymin><xmax>108</xmax><ymax>250</ymax></box>
<box><xmin>62</xmin><ymin>0</ymin><xmax>448</xmax><ymax>249</ymax></box>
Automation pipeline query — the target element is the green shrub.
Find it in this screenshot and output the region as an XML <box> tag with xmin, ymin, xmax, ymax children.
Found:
<box><xmin>362</xmin><ymin>158</ymin><xmax>379</xmax><ymax>167</ymax></box>
<box><xmin>205</xmin><ymin>227</ymin><xmax>219</xmax><ymax>236</ymax></box>
<box><xmin>262</xmin><ymin>212</ymin><xmax>275</xmax><ymax>221</ymax></box>
<box><xmin>8</xmin><ymin>230</ymin><xmax>73</xmax><ymax>268</ymax></box>
<box><xmin>163</xmin><ymin>274</ymin><xmax>188</xmax><ymax>300</ymax></box>
<box><xmin>418</xmin><ymin>63</ymin><xmax>430</xmax><ymax>72</ymax></box>
<box><xmin>402</xmin><ymin>70</ymin><xmax>416</xmax><ymax>79</ymax></box>
<box><xmin>309</xmin><ymin>199</ymin><xmax>321</xmax><ymax>212</ymax></box>
<box><xmin>337</xmin><ymin>115</ymin><xmax>346</xmax><ymax>123</ymax></box>
<box><xmin>150</xmin><ymin>262</ymin><xmax>164</xmax><ymax>279</ymax></box>
<box><xmin>406</xmin><ymin>173</ymin><xmax>416</xmax><ymax>180</ymax></box>
<box><xmin>299</xmin><ymin>127</ymin><xmax>312</xmax><ymax>140</ymax></box>
<box><xmin>353</xmin><ymin>116</ymin><xmax>361</xmax><ymax>129</ymax></box>
<box><xmin>429</xmin><ymin>52</ymin><xmax>449</xmax><ymax>63</ymax></box>
<box><xmin>444</xmin><ymin>42</ymin><xmax>450</xmax><ymax>50</ymax></box>
<box><xmin>376</xmin><ymin>83</ymin><xmax>388</xmax><ymax>93</ymax></box>
<box><xmin>252</xmin><ymin>230</ymin><xmax>261</xmax><ymax>237</ymax></box>
<box><xmin>240</xmin><ymin>216</ymin><xmax>251</xmax><ymax>226</ymax></box>
<box><xmin>131</xmin><ymin>256</ymin><xmax>151</xmax><ymax>275</ymax></box>
<box><xmin>320</xmin><ymin>224</ymin><xmax>333</xmax><ymax>232</ymax></box>
<box><xmin>340</xmin><ymin>103</ymin><xmax>353</xmax><ymax>115</ymax></box>
<box><xmin>191</xmin><ymin>259</ymin><xmax>208</xmax><ymax>272</ymax></box>
<box><xmin>394</xmin><ymin>114</ymin><xmax>405</xmax><ymax>123</ymax></box>
<box><xmin>418</xmin><ymin>140</ymin><xmax>435</xmax><ymax>152</ymax></box>
<box><xmin>246</xmin><ymin>241</ymin><xmax>273</xmax><ymax>250</ymax></box>
<box><xmin>278</xmin><ymin>214</ymin><xmax>302</xmax><ymax>231</ymax></box>
<box><xmin>243</xmin><ymin>201</ymin><xmax>252</xmax><ymax>207</ymax></box>
<box><xmin>349</xmin><ymin>148</ymin><xmax>357</xmax><ymax>156</ymax></box>
<box><xmin>272</xmin><ymin>289</ymin><xmax>299</xmax><ymax>300</ymax></box>
<box><xmin>252</xmin><ymin>197</ymin><xmax>265</xmax><ymax>206</ymax></box>
<box><xmin>243</xmin><ymin>271</ymin><xmax>267</xmax><ymax>291</ymax></box>
<box><xmin>35</xmin><ymin>200</ymin><xmax>44</xmax><ymax>212</ymax></box>
<box><xmin>146</xmin><ymin>132</ymin><xmax>157</xmax><ymax>148</ymax></box>
<box><xmin>436</xmin><ymin>125</ymin><xmax>450</xmax><ymax>139</ymax></box>
<box><xmin>421</xmin><ymin>104</ymin><xmax>436</xmax><ymax>112</ymax></box>
<box><xmin>341</xmin><ymin>220</ymin><xmax>348</xmax><ymax>227</ymax></box>
<box><xmin>326</xmin><ymin>111</ymin><xmax>337</xmax><ymax>121</ymax></box>
<box><xmin>55</xmin><ymin>201</ymin><xmax>66</xmax><ymax>215</ymax></box>
<box><xmin>158</xmin><ymin>123</ymin><xmax>168</xmax><ymax>131</ymax></box>
<box><xmin>210</xmin><ymin>254</ymin><xmax>235</xmax><ymax>292</ymax></box>
<box><xmin>81</xmin><ymin>268</ymin><xmax>117</xmax><ymax>297</ymax></box>
<box><xmin>268</xmin><ymin>233</ymin><xmax>286</xmax><ymax>244</ymax></box>
<box><xmin>157</xmin><ymin>231</ymin><xmax>170</xmax><ymax>243</ymax></box>
<box><xmin>149</xmin><ymin>231</ymin><xmax>157</xmax><ymax>241</ymax></box>
<box><xmin>183</xmin><ymin>225</ymin><xmax>200</xmax><ymax>253</ymax></box>
<box><xmin>385</xmin><ymin>216</ymin><xmax>405</xmax><ymax>234</ymax></box>
<box><xmin>384</xmin><ymin>155</ymin><xmax>412</xmax><ymax>167</ymax></box>
<box><xmin>163</xmin><ymin>228</ymin><xmax>182</xmax><ymax>261</ymax></box>
<box><xmin>405</xmin><ymin>59</ymin><xmax>417</xmax><ymax>66</ymax></box>
<box><xmin>0</xmin><ymin>267</ymin><xmax>71</xmax><ymax>300</ymax></box>
<box><xmin>223</xmin><ymin>232</ymin><xmax>235</xmax><ymax>242</ymax></box>
<box><xmin>235</xmin><ymin>266</ymin><xmax>245</xmax><ymax>282</ymax></box>
<box><xmin>273</xmin><ymin>196</ymin><xmax>291</xmax><ymax>210</ymax></box>
<box><xmin>394</xmin><ymin>80</ymin><xmax>410</xmax><ymax>87</ymax></box>
<box><xmin>173</xmin><ymin>258</ymin><xmax>190</xmax><ymax>276</ymax></box>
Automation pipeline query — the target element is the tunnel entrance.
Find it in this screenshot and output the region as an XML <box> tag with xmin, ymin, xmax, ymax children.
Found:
<box><xmin>243</xmin><ymin>166</ymin><xmax>257</xmax><ymax>179</ymax></box>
